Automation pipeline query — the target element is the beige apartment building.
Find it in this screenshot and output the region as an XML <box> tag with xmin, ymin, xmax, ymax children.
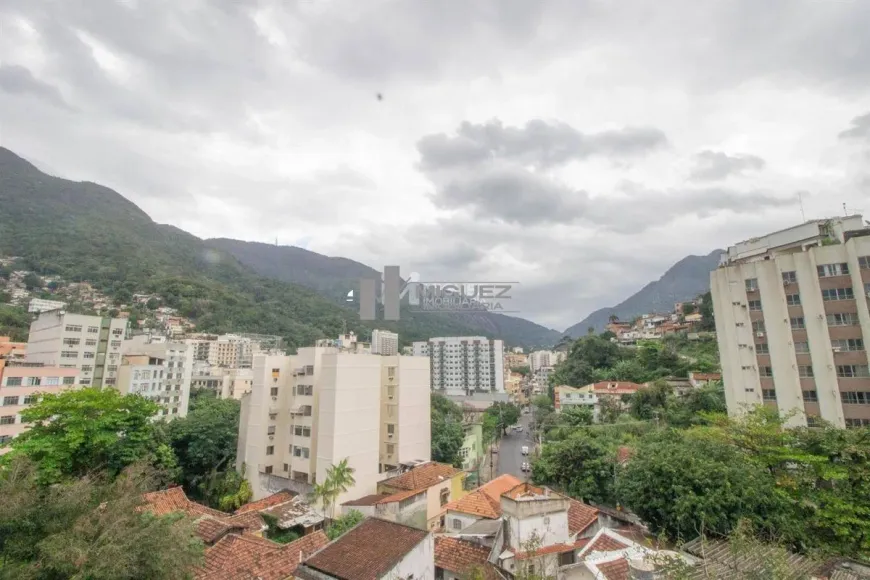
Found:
<box><xmin>26</xmin><ymin>311</ymin><xmax>129</xmax><ymax>389</ymax></box>
<box><xmin>711</xmin><ymin>216</ymin><xmax>870</xmax><ymax>428</ymax></box>
<box><xmin>237</xmin><ymin>341</ymin><xmax>431</xmax><ymax>505</ymax></box>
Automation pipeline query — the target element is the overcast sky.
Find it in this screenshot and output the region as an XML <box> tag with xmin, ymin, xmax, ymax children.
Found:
<box><xmin>1</xmin><ymin>0</ymin><xmax>869</xmax><ymax>331</ymax></box>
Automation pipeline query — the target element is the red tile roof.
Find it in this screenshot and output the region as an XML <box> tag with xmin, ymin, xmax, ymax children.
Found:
<box><xmin>299</xmin><ymin>517</ymin><xmax>429</xmax><ymax>580</ymax></box>
<box><xmin>342</xmin><ymin>494</ymin><xmax>389</xmax><ymax>507</ymax></box>
<box><xmin>691</xmin><ymin>373</ymin><xmax>721</xmax><ymax>381</ymax></box>
<box><xmin>434</xmin><ymin>537</ymin><xmax>499</xmax><ymax>579</ymax></box>
<box><xmin>375</xmin><ymin>488</ymin><xmax>425</xmax><ymax>504</ymax></box>
<box><xmin>234</xmin><ymin>491</ymin><xmax>296</xmax><ymax>515</ymax></box>
<box><xmin>195</xmin><ymin>530</ymin><xmax>329</xmax><ymax>580</ymax></box>
<box><xmin>584</xmin><ymin>532</ymin><xmax>631</xmax><ymax>554</ymax></box>
<box><xmin>195</xmin><ymin>517</ymin><xmax>244</xmax><ymax>545</ymax></box>
<box><xmin>589</xmin><ymin>382</ymin><xmax>644</xmax><ymax>395</ymax></box>
<box><xmin>142</xmin><ymin>486</ymin><xmax>228</xmax><ymax>519</ymax></box>
<box><xmin>596</xmin><ymin>557</ymin><xmax>630</xmax><ymax>580</ymax></box>
<box><xmin>444</xmin><ymin>474</ymin><xmax>522</xmax><ymax>519</ymax></box>
<box><xmin>514</xmin><ymin>538</ymin><xmax>588</xmax><ymax>560</ymax></box>
<box><xmin>379</xmin><ymin>462</ymin><xmax>463</xmax><ymax>491</ymax></box>
<box><xmin>566</xmin><ymin>498</ymin><xmax>599</xmax><ymax>535</ymax></box>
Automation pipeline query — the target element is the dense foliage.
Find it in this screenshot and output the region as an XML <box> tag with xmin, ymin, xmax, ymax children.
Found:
<box><xmin>3</xmin><ymin>388</ymin><xmax>178</xmax><ymax>485</ymax></box>
<box><xmin>0</xmin><ymin>304</ymin><xmax>30</xmax><ymax>341</ymax></box>
<box><xmin>0</xmin><ymin>458</ymin><xmax>204</xmax><ymax>579</ymax></box>
<box><xmin>431</xmin><ymin>394</ymin><xmax>465</xmax><ymax>466</ymax></box>
<box><xmin>482</xmin><ymin>402</ymin><xmax>521</xmax><ymax>442</ymax></box>
<box><xmin>325</xmin><ymin>509</ymin><xmax>365</xmax><ymax>541</ymax></box>
<box><xmin>532</xmin><ymin>407</ymin><xmax>870</xmax><ymax>560</ymax></box>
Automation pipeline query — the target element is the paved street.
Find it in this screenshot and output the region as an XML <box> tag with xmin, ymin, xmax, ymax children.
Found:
<box><xmin>497</xmin><ymin>411</ymin><xmax>534</xmax><ymax>480</ymax></box>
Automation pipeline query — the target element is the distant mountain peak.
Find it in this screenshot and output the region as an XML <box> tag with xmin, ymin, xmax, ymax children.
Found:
<box><xmin>564</xmin><ymin>250</ymin><xmax>724</xmax><ymax>336</ymax></box>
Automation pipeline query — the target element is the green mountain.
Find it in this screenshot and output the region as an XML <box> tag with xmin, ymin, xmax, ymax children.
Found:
<box><xmin>0</xmin><ymin>147</ymin><xmax>559</xmax><ymax>348</ymax></box>
<box><xmin>564</xmin><ymin>250</ymin><xmax>724</xmax><ymax>336</ymax></box>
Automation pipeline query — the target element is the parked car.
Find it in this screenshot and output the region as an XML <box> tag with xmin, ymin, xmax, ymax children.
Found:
<box><xmin>521</xmin><ymin>445</ymin><xmax>529</xmax><ymax>455</ymax></box>
<box><xmin>513</xmin><ymin>425</ymin><xmax>523</xmax><ymax>432</ymax></box>
<box><xmin>521</xmin><ymin>462</ymin><xmax>530</xmax><ymax>472</ymax></box>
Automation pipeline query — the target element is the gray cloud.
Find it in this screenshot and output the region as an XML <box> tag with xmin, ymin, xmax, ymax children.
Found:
<box><xmin>419</xmin><ymin>119</ymin><xmax>668</xmax><ymax>171</ymax></box>
<box><xmin>839</xmin><ymin>113</ymin><xmax>870</xmax><ymax>141</ymax></box>
<box><xmin>0</xmin><ymin>64</ymin><xmax>73</xmax><ymax>110</ymax></box>
<box><xmin>689</xmin><ymin>150</ymin><xmax>766</xmax><ymax>181</ymax></box>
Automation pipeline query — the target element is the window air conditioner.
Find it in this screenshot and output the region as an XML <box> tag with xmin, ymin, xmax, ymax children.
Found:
<box><xmin>756</xmin><ymin>332</ymin><xmax>765</xmax><ymax>338</ymax></box>
<box><xmin>832</xmin><ymin>347</ymin><xmax>842</xmax><ymax>353</ymax></box>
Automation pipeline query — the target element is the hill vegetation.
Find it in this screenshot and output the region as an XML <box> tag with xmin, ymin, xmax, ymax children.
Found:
<box><xmin>0</xmin><ymin>147</ymin><xmax>556</xmax><ymax>348</ymax></box>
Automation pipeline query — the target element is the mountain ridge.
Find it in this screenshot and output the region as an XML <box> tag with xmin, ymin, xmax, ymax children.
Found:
<box><xmin>564</xmin><ymin>250</ymin><xmax>724</xmax><ymax>336</ymax></box>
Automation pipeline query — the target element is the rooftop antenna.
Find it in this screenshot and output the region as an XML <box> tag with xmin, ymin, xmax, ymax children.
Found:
<box><xmin>798</xmin><ymin>192</ymin><xmax>806</xmax><ymax>222</ymax></box>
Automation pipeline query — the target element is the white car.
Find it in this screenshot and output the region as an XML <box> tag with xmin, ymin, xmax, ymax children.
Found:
<box><xmin>521</xmin><ymin>462</ymin><xmax>531</xmax><ymax>472</ymax></box>
<box><xmin>521</xmin><ymin>445</ymin><xmax>529</xmax><ymax>455</ymax></box>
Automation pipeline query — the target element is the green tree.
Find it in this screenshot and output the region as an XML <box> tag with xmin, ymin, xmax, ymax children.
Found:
<box><xmin>431</xmin><ymin>394</ymin><xmax>465</xmax><ymax>466</ymax></box>
<box><xmin>22</xmin><ymin>272</ymin><xmax>42</xmax><ymax>291</ymax></box>
<box><xmin>0</xmin><ymin>457</ymin><xmax>204</xmax><ymax>579</ymax></box>
<box><xmin>629</xmin><ymin>381</ymin><xmax>672</xmax><ymax>421</ymax></box>
<box><xmin>616</xmin><ymin>430</ymin><xmax>785</xmax><ymax>542</ymax></box>
<box><xmin>510</xmin><ymin>365</ymin><xmax>531</xmax><ymax>377</ymax></box>
<box><xmin>698</xmin><ymin>291</ymin><xmax>715</xmax><ymax>331</ymax></box>
<box><xmin>560</xmin><ymin>406</ymin><xmax>593</xmax><ymax>428</ymax></box>
<box><xmin>325</xmin><ymin>458</ymin><xmax>356</xmax><ymax>519</ymax></box>
<box><xmin>0</xmin><ymin>304</ymin><xmax>31</xmax><ymax>341</ymax></box>
<box><xmin>533</xmin><ymin>432</ymin><xmax>617</xmax><ymax>504</ymax></box>
<box><xmin>4</xmin><ymin>388</ymin><xmax>175</xmax><ymax>484</ymax></box>
<box><xmin>167</xmin><ymin>395</ymin><xmax>241</xmax><ymax>506</ymax></box>
<box><xmin>484</xmin><ymin>402</ymin><xmax>521</xmax><ymax>435</ymax></box>
<box><xmin>325</xmin><ymin>509</ymin><xmax>364</xmax><ymax>540</ymax></box>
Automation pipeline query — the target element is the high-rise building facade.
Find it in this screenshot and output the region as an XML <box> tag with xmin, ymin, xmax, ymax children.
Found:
<box><xmin>411</xmin><ymin>337</ymin><xmax>505</xmax><ymax>396</ymax></box>
<box><xmin>120</xmin><ymin>335</ymin><xmax>193</xmax><ymax>419</ymax></box>
<box><xmin>711</xmin><ymin>216</ymin><xmax>870</xmax><ymax>428</ymax></box>
<box><xmin>237</xmin><ymin>343</ymin><xmax>431</xmax><ymax>504</ymax></box>
<box><xmin>371</xmin><ymin>329</ymin><xmax>399</xmax><ymax>356</ymax></box>
<box><xmin>26</xmin><ymin>311</ymin><xmax>129</xmax><ymax>389</ymax></box>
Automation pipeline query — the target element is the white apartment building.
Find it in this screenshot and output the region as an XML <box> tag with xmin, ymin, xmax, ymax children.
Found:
<box><xmin>371</xmin><ymin>329</ymin><xmax>399</xmax><ymax>356</ymax></box>
<box><xmin>237</xmin><ymin>342</ymin><xmax>431</xmax><ymax>504</ymax></box>
<box><xmin>411</xmin><ymin>337</ymin><xmax>505</xmax><ymax>396</ymax></box>
<box><xmin>711</xmin><ymin>216</ymin><xmax>870</xmax><ymax>428</ymax></box>
<box><xmin>529</xmin><ymin>350</ymin><xmax>565</xmax><ymax>372</ymax></box>
<box><xmin>121</xmin><ymin>335</ymin><xmax>193</xmax><ymax>418</ymax></box>
<box><xmin>188</xmin><ymin>333</ymin><xmax>282</xmax><ymax>369</ymax></box>
<box><xmin>27</xmin><ymin>298</ymin><xmax>66</xmax><ymax>314</ymax></box>
<box><xmin>26</xmin><ymin>311</ymin><xmax>129</xmax><ymax>389</ymax></box>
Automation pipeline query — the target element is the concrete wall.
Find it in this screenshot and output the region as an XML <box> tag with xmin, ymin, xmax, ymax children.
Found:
<box><xmin>384</xmin><ymin>534</ymin><xmax>434</xmax><ymax>580</ymax></box>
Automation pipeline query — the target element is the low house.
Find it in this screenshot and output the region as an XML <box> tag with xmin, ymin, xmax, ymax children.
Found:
<box><xmin>234</xmin><ymin>490</ymin><xmax>325</xmax><ymax>536</ymax></box>
<box><xmin>688</xmin><ymin>372</ymin><xmax>721</xmax><ymax>388</ymax></box>
<box><xmin>341</xmin><ymin>488</ymin><xmax>430</xmax><ymax>530</ymax></box>
<box><xmin>554</xmin><ymin>385</ymin><xmax>597</xmax><ymax>418</ymax></box>
<box><xmin>377</xmin><ymin>461</ymin><xmax>466</xmax><ymax>531</ymax></box>
<box><xmin>460</xmin><ymin>422</ymin><xmax>484</xmax><ymax>471</ymax></box>
<box><xmin>443</xmin><ymin>474</ymin><xmax>522</xmax><ymax>533</ymax></box>
<box><xmin>434</xmin><ymin>536</ymin><xmax>501</xmax><ymax>580</ymax></box>
<box><xmin>195</xmin><ymin>530</ymin><xmax>329</xmax><ymax>580</ymax></box>
<box><xmin>295</xmin><ymin>517</ymin><xmax>434</xmax><ymax>580</ymax></box>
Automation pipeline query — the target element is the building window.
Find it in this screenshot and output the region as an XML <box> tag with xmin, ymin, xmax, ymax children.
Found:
<box><xmin>807</xmin><ymin>416</ymin><xmax>820</xmax><ymax>427</ymax></box>
<box><xmin>23</xmin><ymin>396</ymin><xmax>36</xmax><ymax>405</ymax></box>
<box><xmin>387</xmin><ymin>385</ymin><xmax>396</xmax><ymax>400</ymax></box>
<box><xmin>387</xmin><ymin>424</ymin><xmax>395</xmax><ymax>435</ymax></box>
<box><xmin>440</xmin><ymin>489</ymin><xmax>450</xmax><ymax>506</ymax></box>
<box><xmin>785</xmin><ymin>294</ymin><xmax>801</xmax><ymax>306</ymax></box>
<box><xmin>827</xmin><ymin>312</ymin><xmax>860</xmax><ymax>326</ymax></box>
<box><xmin>386</xmin><ymin>443</ymin><xmax>395</xmax><ymax>455</ymax></box>
<box><xmin>270</xmin><ymin>387</ymin><xmax>278</xmax><ymax>397</ymax></box>
<box><xmin>104</xmin><ymin>378</ymin><xmax>116</xmax><ymax>386</ymax></box>
<box><xmin>63</xmin><ymin>338</ymin><xmax>80</xmax><ymax>346</ymax></box>
<box><xmin>60</xmin><ymin>351</ymin><xmax>78</xmax><ymax>359</ymax></box>
<box><xmin>794</xmin><ymin>342</ymin><xmax>810</xmax><ymax>354</ymax></box>
<box><xmin>821</xmin><ymin>287</ymin><xmax>854</xmax><ymax>301</ymax></box>
<box><xmin>87</xmin><ymin>326</ymin><xmax>99</xmax><ymax>333</ymax></box>
<box><xmin>756</xmin><ymin>343</ymin><xmax>769</xmax><ymax>354</ymax></box>
<box><xmin>838</xmin><ymin>365</ymin><xmax>870</xmax><ymax>378</ymax></box>
<box><xmin>748</xmin><ymin>300</ymin><xmax>763</xmax><ymax>311</ymax></box>
<box><xmin>43</xmin><ymin>377</ymin><xmax>59</xmax><ymax>386</ymax></box>
<box><xmin>264</xmin><ymin>465</ymin><xmax>273</xmax><ymax>474</ymax></box>
<box><xmin>802</xmin><ymin>390</ymin><xmax>818</xmax><ymax>402</ymax></box>
<box><xmin>759</xmin><ymin>366</ymin><xmax>773</xmax><ymax>377</ymax></box>
<box><xmin>85</xmin><ymin>339</ymin><xmax>96</xmax><ymax>346</ymax></box>
<box><xmin>387</xmin><ymin>366</ymin><xmax>396</xmax><ymax>378</ymax></box>
<box><xmin>0</xmin><ymin>435</ymin><xmax>11</xmax><ymax>444</ymax></box>
<box><xmin>0</xmin><ymin>416</ymin><xmax>15</xmax><ymax>425</ymax></box>
<box><xmin>110</xmin><ymin>341</ymin><xmax>121</xmax><ymax>348</ymax></box>
<box><xmin>842</xmin><ymin>392</ymin><xmax>870</xmax><ymax>405</ymax></box>
<box><xmin>83</xmin><ymin>352</ymin><xmax>95</xmax><ymax>359</ymax></box>
<box><xmin>752</xmin><ymin>321</ymin><xmax>765</xmax><ymax>333</ymax></box>
<box><xmin>818</xmin><ymin>263</ymin><xmax>849</xmax><ymax>277</ymax></box>
<box><xmin>831</xmin><ymin>339</ymin><xmax>864</xmax><ymax>352</ymax></box>
<box><xmin>304</xmin><ymin>365</ymin><xmax>314</xmax><ymax>375</ymax></box>
<box><xmin>64</xmin><ymin>325</ymin><xmax>82</xmax><ymax>332</ymax></box>
<box><xmin>782</xmin><ymin>271</ymin><xmax>797</xmax><ymax>284</ymax></box>
<box><xmin>452</xmin><ymin>518</ymin><xmax>462</xmax><ymax>530</ymax></box>
<box><xmin>267</xmin><ymin>426</ymin><xmax>276</xmax><ymax>435</ymax></box>
<box><xmin>24</xmin><ymin>377</ymin><xmax>41</xmax><ymax>387</ymax></box>
<box><xmin>798</xmin><ymin>365</ymin><xmax>814</xmax><ymax>378</ymax></box>
<box><xmin>790</xmin><ymin>317</ymin><xmax>805</xmax><ymax>330</ymax></box>
<box><xmin>266</xmin><ymin>446</ymin><xmax>275</xmax><ymax>455</ymax></box>
<box><xmin>3</xmin><ymin>396</ymin><xmax>19</xmax><ymax>406</ymax></box>
<box><xmin>762</xmin><ymin>389</ymin><xmax>777</xmax><ymax>401</ymax></box>
<box><xmin>4</xmin><ymin>377</ymin><xmax>22</xmax><ymax>387</ymax></box>
<box><xmin>79</xmin><ymin>379</ymin><xmax>90</xmax><ymax>386</ymax></box>
<box><xmin>859</xmin><ymin>256</ymin><xmax>869</xmax><ymax>270</ymax></box>
<box><xmin>846</xmin><ymin>418</ymin><xmax>870</xmax><ymax>428</ymax></box>
<box><xmin>745</xmin><ymin>278</ymin><xmax>758</xmax><ymax>291</ymax></box>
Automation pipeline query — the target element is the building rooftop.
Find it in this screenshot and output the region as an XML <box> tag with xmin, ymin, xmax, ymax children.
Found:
<box><xmin>195</xmin><ymin>530</ymin><xmax>329</xmax><ymax>580</ymax></box>
<box><xmin>379</xmin><ymin>461</ymin><xmax>463</xmax><ymax>491</ymax></box>
<box><xmin>444</xmin><ymin>474</ymin><xmax>522</xmax><ymax>519</ymax></box>
<box><xmin>341</xmin><ymin>493</ymin><xmax>389</xmax><ymax>507</ymax></box>
<box><xmin>297</xmin><ymin>518</ymin><xmax>430</xmax><ymax>580</ymax></box>
<box><xmin>566</xmin><ymin>498</ymin><xmax>600</xmax><ymax>536</ymax></box>
<box><xmin>233</xmin><ymin>490</ymin><xmax>297</xmax><ymax>515</ymax></box>
<box><xmin>586</xmin><ymin>381</ymin><xmax>645</xmax><ymax>395</ymax></box>
<box><xmin>434</xmin><ymin>536</ymin><xmax>499</xmax><ymax>579</ymax></box>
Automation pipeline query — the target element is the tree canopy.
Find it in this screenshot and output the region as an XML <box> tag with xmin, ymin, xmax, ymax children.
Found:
<box><xmin>431</xmin><ymin>394</ymin><xmax>465</xmax><ymax>466</ymax></box>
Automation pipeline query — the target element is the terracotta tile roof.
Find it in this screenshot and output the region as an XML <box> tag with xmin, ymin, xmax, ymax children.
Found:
<box><xmin>233</xmin><ymin>491</ymin><xmax>296</xmax><ymax>515</ymax></box>
<box><xmin>195</xmin><ymin>530</ymin><xmax>329</xmax><ymax>580</ymax></box>
<box><xmin>514</xmin><ymin>538</ymin><xmax>587</xmax><ymax>560</ymax></box>
<box><xmin>584</xmin><ymin>532</ymin><xmax>631</xmax><ymax>554</ymax></box>
<box><xmin>566</xmin><ymin>498</ymin><xmax>599</xmax><ymax>535</ymax></box>
<box><xmin>435</xmin><ymin>537</ymin><xmax>499</xmax><ymax>579</ymax></box>
<box><xmin>375</xmin><ymin>488</ymin><xmax>424</xmax><ymax>504</ymax></box>
<box><xmin>379</xmin><ymin>462</ymin><xmax>463</xmax><ymax>491</ymax></box>
<box><xmin>142</xmin><ymin>486</ymin><xmax>228</xmax><ymax>519</ymax></box>
<box><xmin>195</xmin><ymin>517</ymin><xmax>244</xmax><ymax>545</ymax></box>
<box><xmin>596</xmin><ymin>557</ymin><xmax>630</xmax><ymax>580</ymax></box>
<box><xmin>691</xmin><ymin>373</ymin><xmax>721</xmax><ymax>381</ymax></box>
<box><xmin>588</xmin><ymin>381</ymin><xmax>644</xmax><ymax>395</ymax></box>
<box><xmin>444</xmin><ymin>488</ymin><xmax>502</xmax><ymax>519</ymax></box>
<box><xmin>299</xmin><ymin>517</ymin><xmax>429</xmax><ymax>580</ymax></box>
<box><xmin>223</xmin><ymin>511</ymin><xmax>267</xmax><ymax>534</ymax></box>
<box><xmin>342</xmin><ymin>494</ymin><xmax>389</xmax><ymax>507</ymax></box>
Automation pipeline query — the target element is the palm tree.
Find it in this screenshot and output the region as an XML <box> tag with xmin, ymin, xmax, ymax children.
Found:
<box><xmin>324</xmin><ymin>458</ymin><xmax>356</xmax><ymax>520</ymax></box>
<box><xmin>608</xmin><ymin>314</ymin><xmax>619</xmax><ymax>324</ymax></box>
<box><xmin>310</xmin><ymin>482</ymin><xmax>333</xmax><ymax>519</ymax></box>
